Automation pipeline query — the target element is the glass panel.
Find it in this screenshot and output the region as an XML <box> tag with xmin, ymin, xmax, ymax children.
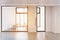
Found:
<box><xmin>17</xmin><ymin>8</ymin><xmax>27</xmax><ymax>13</ymax></box>
<box><xmin>2</xmin><ymin>7</ymin><xmax>16</xmax><ymax>31</ymax></box>
<box><xmin>16</xmin><ymin>14</ymin><xmax>27</xmax><ymax>27</ymax></box>
<box><xmin>16</xmin><ymin>7</ymin><xmax>28</xmax><ymax>31</ymax></box>
<box><xmin>16</xmin><ymin>14</ymin><xmax>27</xmax><ymax>31</ymax></box>
<box><xmin>37</xmin><ymin>6</ymin><xmax>45</xmax><ymax>31</ymax></box>
<box><xmin>37</xmin><ymin>14</ymin><xmax>40</xmax><ymax>27</ymax></box>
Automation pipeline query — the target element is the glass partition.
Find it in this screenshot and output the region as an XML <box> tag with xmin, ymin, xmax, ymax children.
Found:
<box><xmin>2</xmin><ymin>7</ymin><xmax>16</xmax><ymax>31</ymax></box>
<box><xmin>37</xmin><ymin>6</ymin><xmax>45</xmax><ymax>31</ymax></box>
<box><xmin>1</xmin><ymin>6</ymin><xmax>28</xmax><ymax>32</ymax></box>
<box><xmin>16</xmin><ymin>7</ymin><xmax>27</xmax><ymax>31</ymax></box>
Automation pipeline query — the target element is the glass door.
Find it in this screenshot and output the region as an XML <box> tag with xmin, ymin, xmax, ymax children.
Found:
<box><xmin>2</xmin><ymin>7</ymin><xmax>16</xmax><ymax>31</ymax></box>
<box><xmin>37</xmin><ymin>6</ymin><xmax>45</xmax><ymax>32</ymax></box>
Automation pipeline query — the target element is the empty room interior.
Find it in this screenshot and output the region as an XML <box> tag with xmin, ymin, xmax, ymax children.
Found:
<box><xmin>0</xmin><ymin>0</ymin><xmax>60</xmax><ymax>40</ymax></box>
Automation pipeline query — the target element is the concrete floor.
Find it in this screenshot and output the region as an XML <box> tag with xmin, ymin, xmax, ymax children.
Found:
<box><xmin>0</xmin><ymin>32</ymin><xmax>59</xmax><ymax>40</ymax></box>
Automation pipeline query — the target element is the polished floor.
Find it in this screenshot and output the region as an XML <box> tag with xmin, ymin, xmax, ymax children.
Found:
<box><xmin>0</xmin><ymin>32</ymin><xmax>59</xmax><ymax>40</ymax></box>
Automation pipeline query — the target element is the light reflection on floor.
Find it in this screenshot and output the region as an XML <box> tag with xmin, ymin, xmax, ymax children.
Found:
<box><xmin>0</xmin><ymin>32</ymin><xmax>59</xmax><ymax>40</ymax></box>
<box><xmin>1</xmin><ymin>32</ymin><xmax>45</xmax><ymax>40</ymax></box>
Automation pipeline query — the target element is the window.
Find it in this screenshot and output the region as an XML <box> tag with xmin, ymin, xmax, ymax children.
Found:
<box><xmin>16</xmin><ymin>7</ymin><xmax>28</xmax><ymax>31</ymax></box>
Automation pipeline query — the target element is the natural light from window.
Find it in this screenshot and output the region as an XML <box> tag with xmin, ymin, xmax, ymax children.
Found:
<box><xmin>16</xmin><ymin>7</ymin><xmax>27</xmax><ymax>31</ymax></box>
<box><xmin>17</xmin><ymin>8</ymin><xmax>27</xmax><ymax>13</ymax></box>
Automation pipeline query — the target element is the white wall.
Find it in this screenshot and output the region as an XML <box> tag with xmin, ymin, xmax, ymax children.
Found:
<box><xmin>51</xmin><ymin>6</ymin><xmax>60</xmax><ymax>33</ymax></box>
<box><xmin>46</xmin><ymin>6</ymin><xmax>60</xmax><ymax>33</ymax></box>
<box><xmin>46</xmin><ymin>6</ymin><xmax>52</xmax><ymax>32</ymax></box>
